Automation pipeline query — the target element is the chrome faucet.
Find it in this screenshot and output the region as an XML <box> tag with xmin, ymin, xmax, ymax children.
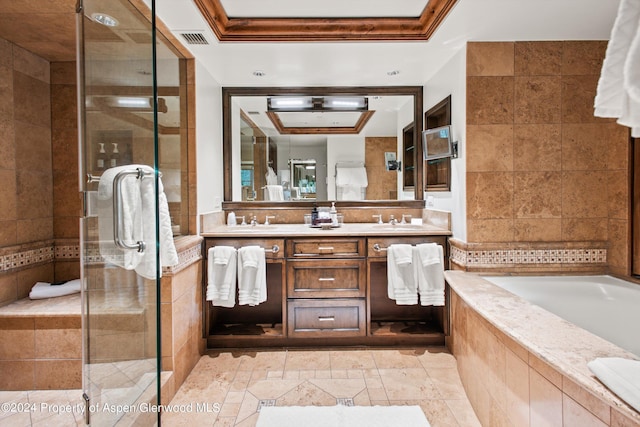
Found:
<box><xmin>372</xmin><ymin>214</ymin><xmax>383</xmax><ymax>224</ymax></box>
<box><xmin>250</xmin><ymin>216</ymin><xmax>258</xmax><ymax>226</ymax></box>
<box><xmin>388</xmin><ymin>215</ymin><xmax>398</xmax><ymax>225</ymax></box>
<box><xmin>264</xmin><ymin>215</ymin><xmax>275</xmax><ymax>225</ymax></box>
<box><xmin>401</xmin><ymin>214</ymin><xmax>412</xmax><ymax>224</ymax></box>
<box><xmin>237</xmin><ymin>216</ymin><xmax>246</xmax><ymax>226</ymax></box>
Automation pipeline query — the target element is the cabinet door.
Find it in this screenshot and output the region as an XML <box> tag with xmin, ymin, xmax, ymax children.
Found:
<box><xmin>287</xmin><ymin>259</ymin><xmax>366</xmax><ymax>298</ymax></box>
<box><xmin>287</xmin><ymin>238</ymin><xmax>364</xmax><ymax>258</ymax></box>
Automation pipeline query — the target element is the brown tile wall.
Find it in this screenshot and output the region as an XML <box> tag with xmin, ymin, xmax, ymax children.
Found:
<box><xmin>365</xmin><ymin>137</ymin><xmax>398</xmax><ymax>200</ymax></box>
<box><xmin>465</xmin><ymin>41</ymin><xmax>630</xmax><ymax>275</ymax></box>
<box><xmin>0</xmin><ymin>38</ymin><xmax>55</xmax><ymax>305</ymax></box>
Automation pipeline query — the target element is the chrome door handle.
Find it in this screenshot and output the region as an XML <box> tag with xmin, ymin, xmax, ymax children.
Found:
<box><xmin>318</xmin><ymin>277</ymin><xmax>335</xmax><ymax>282</ymax></box>
<box><xmin>112</xmin><ymin>168</ymin><xmax>149</xmax><ymax>253</ymax></box>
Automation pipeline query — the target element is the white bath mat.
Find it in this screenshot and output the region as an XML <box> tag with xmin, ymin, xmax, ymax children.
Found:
<box><xmin>256</xmin><ymin>405</ymin><xmax>431</xmax><ymax>427</ymax></box>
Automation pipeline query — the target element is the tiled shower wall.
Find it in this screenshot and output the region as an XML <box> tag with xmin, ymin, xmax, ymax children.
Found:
<box><xmin>0</xmin><ymin>38</ymin><xmax>54</xmax><ymax>306</ymax></box>
<box><xmin>0</xmin><ymin>37</ymin><xmax>80</xmax><ymax>307</ymax></box>
<box><xmin>459</xmin><ymin>41</ymin><xmax>630</xmax><ymax>275</ymax></box>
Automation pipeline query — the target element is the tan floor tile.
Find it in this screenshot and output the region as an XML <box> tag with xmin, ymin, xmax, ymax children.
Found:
<box><xmin>353</xmin><ymin>389</ymin><xmax>372</xmax><ymax>406</ymax></box>
<box><xmin>419</xmin><ymin>399</ymin><xmax>461</xmax><ymax>427</ymax></box>
<box><xmin>417</xmin><ymin>348</ymin><xmax>459</xmax><ymax>370</ymax></box>
<box><xmin>315</xmin><ymin>370</ymin><xmax>331</xmax><ymax>379</ymax></box>
<box><xmin>372</xmin><ymin>349</ymin><xmax>425</xmax><ymax>369</ymax></box>
<box><xmin>276</xmin><ymin>381</ymin><xmax>335</xmax><ymax>406</ymax></box>
<box><xmin>308</xmin><ymin>378</ymin><xmax>366</xmax><ymax>399</ymax></box>
<box><xmin>427</xmin><ymin>368</ymin><xmax>468</xmax><ymax>400</ymax></box>
<box><xmin>237</xmin><ymin>351</ymin><xmax>286</xmax><ymax>372</ymax></box>
<box><xmin>347</xmin><ymin>369</ymin><xmax>364</xmax><ymax>379</ymax></box>
<box><xmin>224</xmin><ymin>391</ymin><xmax>245</xmax><ymax>404</ymax></box>
<box><xmin>330</xmin><ymin>369</ymin><xmax>348</xmax><ymax>379</ymax></box>
<box><xmin>282</xmin><ymin>370</ymin><xmax>299</xmax><ymax>380</ymax></box>
<box><xmin>266</xmin><ymin>370</ymin><xmax>283</xmax><ymax>379</ymax></box>
<box><xmin>234</xmin><ymin>392</ymin><xmax>259</xmax><ymax>425</ymax></box>
<box><xmin>212</xmin><ymin>416</ymin><xmax>236</xmax><ymax>426</ymax></box>
<box><xmin>218</xmin><ymin>402</ymin><xmax>241</xmax><ymax>418</ymax></box>
<box><xmin>446</xmin><ymin>399</ymin><xmax>482</xmax><ymax>427</ymax></box>
<box><xmin>299</xmin><ymin>370</ymin><xmax>316</xmax><ymax>379</ymax></box>
<box><xmin>379</xmin><ymin>368</ymin><xmax>441</xmax><ymax>400</ymax></box>
<box><xmin>329</xmin><ymin>350</ymin><xmax>377</xmax><ymax>370</ymax></box>
<box><xmin>234</xmin><ymin>412</ymin><xmax>259</xmax><ymax>427</ymax></box>
<box><xmin>284</xmin><ymin>350</ymin><xmax>331</xmax><ymax>370</ymax></box>
<box><xmin>246</xmin><ymin>379</ymin><xmax>304</xmax><ymax>400</ymax></box>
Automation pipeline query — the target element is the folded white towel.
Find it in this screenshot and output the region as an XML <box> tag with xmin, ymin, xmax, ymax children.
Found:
<box><xmin>29</xmin><ymin>279</ymin><xmax>82</xmax><ymax>299</ymax></box>
<box><xmin>337</xmin><ymin>185</ymin><xmax>364</xmax><ymax>201</ymax></box>
<box><xmin>387</xmin><ymin>244</ymin><xmax>417</xmax><ymax>305</ymax></box>
<box><xmin>238</xmin><ymin>246</ymin><xmax>267</xmax><ymax>306</ymax></box>
<box><xmin>588</xmin><ymin>357</ymin><xmax>640</xmax><ymax>413</ymax></box>
<box><xmin>414</xmin><ymin>243</ymin><xmax>445</xmax><ymax>306</ymax></box>
<box><xmin>594</xmin><ymin>0</ymin><xmax>640</xmax><ymax>137</ymax></box>
<box><xmin>207</xmin><ymin>246</ymin><xmax>237</xmax><ymax>307</ymax></box>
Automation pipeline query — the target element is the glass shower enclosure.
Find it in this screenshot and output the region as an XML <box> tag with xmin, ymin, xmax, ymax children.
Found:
<box><xmin>77</xmin><ymin>0</ymin><xmax>163</xmax><ymax>424</ymax></box>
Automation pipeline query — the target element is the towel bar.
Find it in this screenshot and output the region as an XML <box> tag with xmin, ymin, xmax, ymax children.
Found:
<box><xmin>265</xmin><ymin>245</ymin><xmax>280</xmax><ymax>253</ymax></box>
<box><xmin>372</xmin><ymin>244</ymin><xmax>388</xmax><ymax>252</ymax></box>
<box><xmin>87</xmin><ymin>169</ymin><xmax>162</xmax><ymax>183</ymax></box>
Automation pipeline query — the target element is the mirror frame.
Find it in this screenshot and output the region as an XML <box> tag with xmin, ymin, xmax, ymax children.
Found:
<box><xmin>222</xmin><ymin>86</ymin><xmax>424</xmax><ymax>208</ymax></box>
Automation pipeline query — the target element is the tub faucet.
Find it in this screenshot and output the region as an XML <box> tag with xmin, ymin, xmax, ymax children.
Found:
<box><xmin>388</xmin><ymin>215</ymin><xmax>398</xmax><ymax>225</ymax></box>
<box><xmin>372</xmin><ymin>214</ymin><xmax>383</xmax><ymax>224</ymax></box>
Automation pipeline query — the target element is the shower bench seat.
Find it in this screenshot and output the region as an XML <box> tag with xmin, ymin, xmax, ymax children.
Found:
<box><xmin>0</xmin><ymin>293</ymin><xmax>81</xmax><ymax>390</ymax></box>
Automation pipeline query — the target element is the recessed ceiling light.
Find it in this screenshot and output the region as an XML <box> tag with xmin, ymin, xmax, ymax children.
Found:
<box><xmin>91</xmin><ymin>13</ymin><xmax>119</xmax><ymax>27</ymax></box>
<box><xmin>387</xmin><ymin>70</ymin><xmax>400</xmax><ymax>76</ymax></box>
<box><xmin>252</xmin><ymin>70</ymin><xmax>266</xmax><ymax>77</ymax></box>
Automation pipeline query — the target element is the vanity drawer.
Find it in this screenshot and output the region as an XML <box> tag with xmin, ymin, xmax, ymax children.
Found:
<box><xmin>287</xmin><ymin>299</ymin><xmax>366</xmax><ymax>337</ymax></box>
<box><xmin>286</xmin><ymin>238</ymin><xmax>365</xmax><ymax>258</ymax></box>
<box><xmin>367</xmin><ymin>236</ymin><xmax>447</xmax><ymax>258</ymax></box>
<box><xmin>204</xmin><ymin>238</ymin><xmax>285</xmax><ymax>259</ymax></box>
<box><xmin>287</xmin><ymin>259</ymin><xmax>365</xmax><ymax>298</ymax></box>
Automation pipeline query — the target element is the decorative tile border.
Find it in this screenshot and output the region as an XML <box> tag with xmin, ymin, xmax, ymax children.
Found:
<box><xmin>0</xmin><ymin>246</ymin><xmax>54</xmax><ymax>272</ymax></box>
<box><xmin>1</xmin><ymin>239</ymin><xmax>201</xmax><ymax>276</ymax></box>
<box><xmin>450</xmin><ymin>244</ymin><xmax>607</xmax><ymax>269</ymax></box>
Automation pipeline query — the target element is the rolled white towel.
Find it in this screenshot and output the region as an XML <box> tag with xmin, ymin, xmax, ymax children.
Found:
<box><xmin>29</xmin><ymin>279</ymin><xmax>82</xmax><ymax>300</ymax></box>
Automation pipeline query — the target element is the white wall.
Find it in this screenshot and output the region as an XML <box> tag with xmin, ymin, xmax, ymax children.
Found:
<box><xmin>326</xmin><ymin>136</ymin><xmax>365</xmax><ymax>200</ymax></box>
<box><xmin>195</xmin><ymin>60</ymin><xmax>223</xmax><ymax>232</ymax></box>
<box><xmin>423</xmin><ymin>47</ymin><xmax>467</xmax><ymax>241</ymax></box>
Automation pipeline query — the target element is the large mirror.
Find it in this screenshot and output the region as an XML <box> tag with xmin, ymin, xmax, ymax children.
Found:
<box><xmin>223</xmin><ymin>87</ymin><xmax>424</xmax><ymax>206</ymax></box>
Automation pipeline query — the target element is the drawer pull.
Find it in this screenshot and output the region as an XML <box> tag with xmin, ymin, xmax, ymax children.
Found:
<box><xmin>318</xmin><ymin>316</ymin><xmax>335</xmax><ymax>322</ymax></box>
<box><xmin>317</xmin><ymin>246</ymin><xmax>334</xmax><ymax>252</ymax></box>
<box><xmin>318</xmin><ymin>277</ymin><xmax>335</xmax><ymax>282</ymax></box>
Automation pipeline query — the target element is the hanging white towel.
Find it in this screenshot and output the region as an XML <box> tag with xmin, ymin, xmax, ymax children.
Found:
<box><xmin>238</xmin><ymin>246</ymin><xmax>267</xmax><ymax>306</ymax></box>
<box><xmin>207</xmin><ymin>246</ymin><xmax>237</xmax><ymax>308</ymax></box>
<box><xmin>134</xmin><ymin>170</ymin><xmax>179</xmax><ymax>279</ymax></box>
<box><xmin>588</xmin><ymin>357</ymin><xmax>640</xmax><ymax>413</ymax></box>
<box><xmin>264</xmin><ymin>185</ymin><xmax>284</xmax><ymax>201</ymax></box>
<box><xmin>414</xmin><ymin>243</ymin><xmax>445</xmax><ymax>306</ymax></box>
<box><xmin>29</xmin><ymin>279</ymin><xmax>82</xmax><ymax>299</ymax></box>
<box><xmin>98</xmin><ymin>165</ymin><xmax>144</xmax><ymax>271</ymax></box>
<box><xmin>97</xmin><ymin>165</ymin><xmax>178</xmax><ymax>280</ymax></box>
<box><xmin>594</xmin><ymin>0</ymin><xmax>640</xmax><ymax>137</ymax></box>
<box><xmin>387</xmin><ymin>244</ymin><xmax>417</xmax><ymax>305</ymax></box>
<box><xmin>335</xmin><ymin>166</ymin><xmax>368</xmax><ymax>187</ymax></box>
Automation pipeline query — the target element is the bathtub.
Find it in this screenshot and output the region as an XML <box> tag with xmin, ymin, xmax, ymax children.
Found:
<box><xmin>484</xmin><ymin>275</ymin><xmax>640</xmax><ymax>357</ymax></box>
<box><xmin>445</xmin><ymin>271</ymin><xmax>640</xmax><ymax>427</ymax></box>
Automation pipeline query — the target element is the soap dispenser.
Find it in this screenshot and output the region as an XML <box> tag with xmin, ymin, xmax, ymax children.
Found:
<box><xmin>311</xmin><ymin>204</ymin><xmax>318</xmax><ymax>226</ymax></box>
<box><xmin>227</xmin><ymin>211</ymin><xmax>236</xmax><ymax>226</ymax></box>
<box><xmin>330</xmin><ymin>202</ymin><xmax>338</xmax><ymax>226</ymax></box>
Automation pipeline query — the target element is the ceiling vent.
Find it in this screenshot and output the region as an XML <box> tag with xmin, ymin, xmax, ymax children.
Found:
<box><xmin>180</xmin><ymin>32</ymin><xmax>209</xmax><ymax>45</ymax></box>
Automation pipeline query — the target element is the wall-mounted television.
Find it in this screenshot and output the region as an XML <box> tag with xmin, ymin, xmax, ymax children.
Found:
<box><xmin>422</xmin><ymin>125</ymin><xmax>453</xmax><ymax>160</ymax></box>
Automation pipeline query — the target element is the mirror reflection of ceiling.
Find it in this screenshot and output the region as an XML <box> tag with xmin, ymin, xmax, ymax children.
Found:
<box><xmin>236</xmin><ymin>95</ymin><xmax>412</xmax><ymax>139</ymax></box>
<box><xmin>220</xmin><ymin>0</ymin><xmax>429</xmax><ymax>18</ymax></box>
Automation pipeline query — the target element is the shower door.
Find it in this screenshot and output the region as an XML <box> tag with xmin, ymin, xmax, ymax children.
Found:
<box><xmin>77</xmin><ymin>0</ymin><xmax>161</xmax><ymax>425</ymax></box>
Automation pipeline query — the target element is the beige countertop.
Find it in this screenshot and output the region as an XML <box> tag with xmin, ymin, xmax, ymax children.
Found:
<box><xmin>200</xmin><ymin>222</ymin><xmax>451</xmax><ymax>238</ymax></box>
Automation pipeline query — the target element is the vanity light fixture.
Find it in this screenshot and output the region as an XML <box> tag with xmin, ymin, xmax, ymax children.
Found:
<box><xmin>267</xmin><ymin>96</ymin><xmax>368</xmax><ymax>112</ymax></box>
<box><xmin>91</xmin><ymin>13</ymin><xmax>119</xmax><ymax>27</ymax></box>
<box><xmin>105</xmin><ymin>97</ymin><xmax>168</xmax><ymax>113</ymax></box>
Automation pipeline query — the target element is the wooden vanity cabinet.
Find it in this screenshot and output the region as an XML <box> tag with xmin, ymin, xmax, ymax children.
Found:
<box><xmin>204</xmin><ymin>233</ymin><xmax>448</xmax><ymax>347</ymax></box>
